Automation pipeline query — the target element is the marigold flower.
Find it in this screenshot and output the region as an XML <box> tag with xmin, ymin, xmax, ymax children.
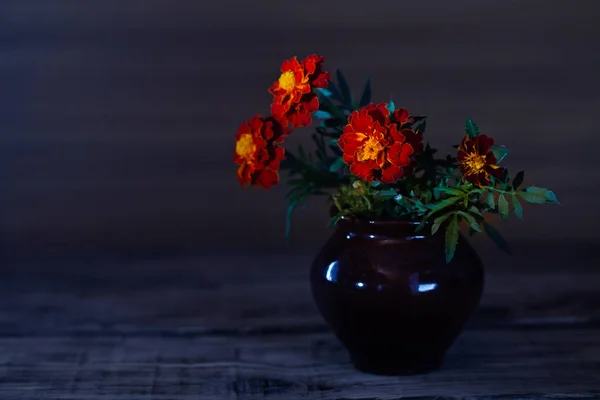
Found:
<box><xmin>337</xmin><ymin>103</ymin><xmax>420</xmax><ymax>183</ymax></box>
<box><xmin>457</xmin><ymin>134</ymin><xmax>504</xmax><ymax>187</ymax></box>
<box><xmin>269</xmin><ymin>54</ymin><xmax>330</xmax><ymax>128</ymax></box>
<box><xmin>233</xmin><ymin>115</ymin><xmax>289</xmax><ymax>189</ymax></box>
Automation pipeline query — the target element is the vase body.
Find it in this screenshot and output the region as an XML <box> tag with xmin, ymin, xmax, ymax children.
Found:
<box><xmin>310</xmin><ymin>217</ymin><xmax>484</xmax><ymax>375</ymax></box>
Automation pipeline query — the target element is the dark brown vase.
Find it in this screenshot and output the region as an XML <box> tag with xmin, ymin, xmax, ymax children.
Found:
<box><xmin>310</xmin><ymin>216</ymin><xmax>484</xmax><ymax>375</ymax></box>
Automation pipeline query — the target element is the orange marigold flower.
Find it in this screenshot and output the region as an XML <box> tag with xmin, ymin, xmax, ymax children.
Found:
<box><xmin>337</xmin><ymin>103</ymin><xmax>420</xmax><ymax>183</ymax></box>
<box><xmin>457</xmin><ymin>134</ymin><xmax>504</xmax><ymax>187</ymax></box>
<box><xmin>269</xmin><ymin>54</ymin><xmax>330</xmax><ymax>128</ymax></box>
<box><xmin>233</xmin><ymin>115</ymin><xmax>289</xmax><ymax>189</ymax></box>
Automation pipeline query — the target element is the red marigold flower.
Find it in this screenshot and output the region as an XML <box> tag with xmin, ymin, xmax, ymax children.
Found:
<box><xmin>393</xmin><ymin>108</ymin><xmax>424</xmax><ymax>155</ymax></box>
<box><xmin>269</xmin><ymin>54</ymin><xmax>330</xmax><ymax>128</ymax></box>
<box><xmin>337</xmin><ymin>103</ymin><xmax>418</xmax><ymax>183</ymax></box>
<box><xmin>457</xmin><ymin>134</ymin><xmax>504</xmax><ymax>187</ymax></box>
<box><xmin>233</xmin><ymin>115</ymin><xmax>289</xmax><ymax>189</ymax></box>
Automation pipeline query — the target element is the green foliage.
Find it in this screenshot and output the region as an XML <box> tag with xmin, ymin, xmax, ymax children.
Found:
<box><xmin>486</xmin><ymin>191</ymin><xmax>495</xmax><ymax>209</ymax></box>
<box><xmin>336</xmin><ymin>70</ymin><xmax>353</xmax><ymax>108</ymax></box>
<box><xmin>512</xmin><ymin>171</ymin><xmax>524</xmax><ymax>190</ymax></box>
<box><xmin>359</xmin><ymin>78</ymin><xmax>372</xmax><ymax>107</ymax></box>
<box><xmin>387</xmin><ymin>100</ymin><xmax>395</xmax><ymax>113</ymax></box>
<box><xmin>518</xmin><ymin>186</ymin><xmax>560</xmax><ymax>204</ymax></box>
<box><xmin>498</xmin><ymin>194</ymin><xmax>510</xmax><ymax>219</ymax></box>
<box><xmin>465</xmin><ymin>117</ymin><xmax>480</xmax><ymax>139</ymax></box>
<box><xmin>445</xmin><ymin>214</ymin><xmax>459</xmax><ymax>263</ymax></box>
<box><xmin>483</xmin><ymin>221</ymin><xmax>511</xmax><ymax>255</ymax></box>
<box><xmin>275</xmin><ymin>68</ymin><xmax>559</xmax><ymax>258</ymax></box>
<box><xmin>512</xmin><ymin>195</ymin><xmax>523</xmax><ymax>219</ymax></box>
<box><xmin>491</xmin><ymin>145</ymin><xmax>509</xmax><ymax>163</ymax></box>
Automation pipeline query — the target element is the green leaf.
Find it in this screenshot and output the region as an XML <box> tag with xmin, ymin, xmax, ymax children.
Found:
<box><xmin>468</xmin><ymin>206</ymin><xmax>484</xmax><ymax>217</ymax></box>
<box><xmin>433</xmin><ymin>187</ymin><xmax>463</xmax><ymax>196</ymax></box>
<box><xmin>313</xmin><ymin>110</ymin><xmax>332</xmax><ymax>119</ymax></box>
<box><xmin>546</xmin><ymin>190</ymin><xmax>559</xmax><ymax>204</ymax></box>
<box><xmin>416</xmin><ymin>196</ymin><xmax>464</xmax><ymax>231</ymax></box>
<box><xmin>328</xmin><ymin>139</ymin><xmax>340</xmax><ymax>147</ymax></box>
<box><xmin>498</xmin><ymin>194</ymin><xmax>510</xmax><ymax>219</ymax></box>
<box><xmin>457</xmin><ymin>211</ymin><xmax>482</xmax><ymax>233</ymax></box>
<box><xmin>414</xmin><ymin>119</ymin><xmax>427</xmax><ymax>134</ymax></box>
<box><xmin>371</xmin><ymin>181</ymin><xmax>381</xmax><ymax>187</ymax></box>
<box><xmin>518</xmin><ymin>186</ymin><xmax>560</xmax><ymax>204</ymax></box>
<box><xmin>336</xmin><ymin>69</ymin><xmax>352</xmax><ymax>106</ymax></box>
<box><xmin>314</xmin><ymin>88</ymin><xmax>332</xmax><ymax>97</ymax></box>
<box><xmin>465</xmin><ymin>117</ymin><xmax>480</xmax><ymax>139</ymax></box>
<box><xmin>486</xmin><ymin>191</ymin><xmax>495</xmax><ymax>209</ymax></box>
<box><xmin>317</xmin><ymin>91</ymin><xmax>346</xmax><ymax>119</ymax></box>
<box><xmin>375</xmin><ymin>189</ymin><xmax>397</xmax><ymax>200</ymax></box>
<box><xmin>359</xmin><ymin>78</ymin><xmax>372</xmax><ymax>107</ymax></box>
<box><xmin>328</xmin><ymin>157</ymin><xmax>345</xmax><ymax>172</ymax></box>
<box><xmin>326</xmin><ymin>82</ymin><xmax>344</xmax><ymax>103</ymax></box>
<box><xmin>512</xmin><ymin>195</ymin><xmax>523</xmax><ymax>219</ymax></box>
<box><xmin>431</xmin><ymin>212</ymin><xmax>454</xmax><ymax>235</ymax></box>
<box><xmin>483</xmin><ymin>221</ymin><xmax>512</xmax><ymax>255</ymax></box>
<box><xmin>387</xmin><ymin>100</ymin><xmax>395</xmax><ymax>113</ymax></box>
<box><xmin>491</xmin><ymin>145</ymin><xmax>509</xmax><ymax>163</ymax></box>
<box><xmin>512</xmin><ymin>171</ymin><xmax>525</xmax><ymax>190</ymax></box>
<box><xmin>445</xmin><ymin>214</ymin><xmax>459</xmax><ymax>263</ymax></box>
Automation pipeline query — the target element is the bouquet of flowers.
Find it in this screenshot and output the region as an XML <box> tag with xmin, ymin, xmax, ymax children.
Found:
<box><xmin>233</xmin><ymin>54</ymin><xmax>559</xmax><ymax>262</ymax></box>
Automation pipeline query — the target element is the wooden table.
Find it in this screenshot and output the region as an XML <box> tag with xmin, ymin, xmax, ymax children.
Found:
<box><xmin>1</xmin><ymin>248</ymin><xmax>599</xmax><ymax>399</ymax></box>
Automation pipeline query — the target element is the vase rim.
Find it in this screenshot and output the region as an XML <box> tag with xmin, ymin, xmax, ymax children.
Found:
<box><xmin>338</xmin><ymin>215</ymin><xmax>421</xmax><ymax>226</ymax></box>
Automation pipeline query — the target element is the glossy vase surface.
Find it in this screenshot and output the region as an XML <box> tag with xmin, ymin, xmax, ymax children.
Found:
<box><xmin>310</xmin><ymin>217</ymin><xmax>484</xmax><ymax>375</ymax></box>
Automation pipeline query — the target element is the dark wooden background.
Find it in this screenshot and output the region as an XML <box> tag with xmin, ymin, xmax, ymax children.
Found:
<box><xmin>1</xmin><ymin>0</ymin><xmax>599</xmax><ymax>258</ymax></box>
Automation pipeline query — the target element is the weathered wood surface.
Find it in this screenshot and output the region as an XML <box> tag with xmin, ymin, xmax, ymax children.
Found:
<box><xmin>1</xmin><ymin>252</ymin><xmax>599</xmax><ymax>398</ymax></box>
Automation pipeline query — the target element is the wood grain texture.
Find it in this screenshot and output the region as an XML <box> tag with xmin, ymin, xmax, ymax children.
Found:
<box><xmin>0</xmin><ymin>254</ymin><xmax>599</xmax><ymax>398</ymax></box>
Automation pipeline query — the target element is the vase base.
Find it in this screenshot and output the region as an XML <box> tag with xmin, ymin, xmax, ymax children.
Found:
<box><xmin>351</xmin><ymin>354</ymin><xmax>444</xmax><ymax>376</ymax></box>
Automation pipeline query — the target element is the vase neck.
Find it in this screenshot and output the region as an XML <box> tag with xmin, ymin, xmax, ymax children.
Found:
<box><xmin>335</xmin><ymin>217</ymin><xmax>428</xmax><ymax>238</ymax></box>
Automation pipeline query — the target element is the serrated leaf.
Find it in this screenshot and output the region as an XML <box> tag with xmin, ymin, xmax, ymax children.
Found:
<box><xmin>491</xmin><ymin>145</ymin><xmax>509</xmax><ymax>163</ymax></box>
<box><xmin>512</xmin><ymin>171</ymin><xmax>525</xmax><ymax>190</ymax></box>
<box><xmin>512</xmin><ymin>195</ymin><xmax>523</xmax><ymax>219</ymax></box>
<box><xmin>387</xmin><ymin>100</ymin><xmax>395</xmax><ymax>113</ymax></box>
<box><xmin>518</xmin><ymin>186</ymin><xmax>559</xmax><ymax>204</ymax></box>
<box><xmin>416</xmin><ymin>196</ymin><xmax>464</xmax><ymax>232</ymax></box>
<box><xmin>431</xmin><ymin>212</ymin><xmax>454</xmax><ymax>235</ymax></box>
<box><xmin>328</xmin><ymin>157</ymin><xmax>345</xmax><ymax>172</ymax></box>
<box><xmin>486</xmin><ymin>191</ymin><xmax>495</xmax><ymax>209</ymax></box>
<box><xmin>456</xmin><ymin>211</ymin><xmax>482</xmax><ymax>233</ymax></box>
<box><xmin>483</xmin><ymin>221</ymin><xmax>512</xmax><ymax>255</ymax></box>
<box><xmin>445</xmin><ymin>214</ymin><xmax>459</xmax><ymax>263</ymax></box>
<box><xmin>468</xmin><ymin>206</ymin><xmax>484</xmax><ymax>217</ymax></box>
<box><xmin>336</xmin><ymin>69</ymin><xmax>352</xmax><ymax>107</ymax></box>
<box><xmin>313</xmin><ymin>110</ymin><xmax>332</xmax><ymax>119</ymax></box>
<box><xmin>498</xmin><ymin>194</ymin><xmax>510</xmax><ymax>219</ymax></box>
<box><xmin>465</xmin><ymin>117</ymin><xmax>480</xmax><ymax>139</ymax></box>
<box><xmin>359</xmin><ymin>78</ymin><xmax>371</xmax><ymax>107</ymax></box>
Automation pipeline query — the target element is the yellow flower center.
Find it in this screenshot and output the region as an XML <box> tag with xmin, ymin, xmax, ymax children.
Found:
<box><xmin>236</xmin><ymin>134</ymin><xmax>256</xmax><ymax>160</ymax></box>
<box><xmin>356</xmin><ymin>136</ymin><xmax>384</xmax><ymax>162</ymax></box>
<box><xmin>464</xmin><ymin>153</ymin><xmax>486</xmax><ymax>172</ymax></box>
<box><xmin>278</xmin><ymin>71</ymin><xmax>297</xmax><ymax>92</ymax></box>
